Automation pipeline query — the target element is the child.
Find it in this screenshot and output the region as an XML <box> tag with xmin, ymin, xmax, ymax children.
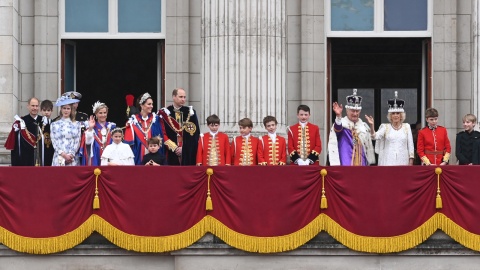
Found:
<box><xmin>287</xmin><ymin>105</ymin><xmax>322</xmax><ymax>165</ymax></box>
<box><xmin>40</xmin><ymin>99</ymin><xmax>55</xmax><ymax>166</ymax></box>
<box><xmin>101</xmin><ymin>128</ymin><xmax>135</xmax><ymax>166</ymax></box>
<box><xmin>417</xmin><ymin>108</ymin><xmax>451</xmax><ymax>165</ymax></box>
<box><xmin>142</xmin><ymin>136</ymin><xmax>166</xmax><ymax>166</ymax></box>
<box><xmin>258</xmin><ymin>116</ymin><xmax>286</xmax><ymax>165</ymax></box>
<box><xmin>196</xmin><ymin>114</ymin><xmax>231</xmax><ymax>166</ymax></box>
<box><xmin>455</xmin><ymin>114</ymin><xmax>480</xmax><ymax>165</ymax></box>
<box><xmin>231</xmin><ymin>118</ymin><xmax>259</xmax><ymax>165</ymax></box>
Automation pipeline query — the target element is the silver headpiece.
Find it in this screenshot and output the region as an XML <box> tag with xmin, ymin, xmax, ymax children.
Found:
<box><xmin>139</xmin><ymin>92</ymin><xmax>151</xmax><ymax>105</ymax></box>
<box><xmin>92</xmin><ymin>100</ymin><xmax>106</xmax><ymax>114</ymax></box>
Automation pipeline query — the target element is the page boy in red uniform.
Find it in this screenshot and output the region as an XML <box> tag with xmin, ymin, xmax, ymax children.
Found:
<box><xmin>196</xmin><ymin>114</ymin><xmax>231</xmax><ymax>166</ymax></box>
<box><xmin>231</xmin><ymin>118</ymin><xmax>259</xmax><ymax>166</ymax></box>
<box><xmin>417</xmin><ymin>108</ymin><xmax>451</xmax><ymax>165</ymax></box>
<box><xmin>258</xmin><ymin>115</ymin><xmax>286</xmax><ymax>165</ymax></box>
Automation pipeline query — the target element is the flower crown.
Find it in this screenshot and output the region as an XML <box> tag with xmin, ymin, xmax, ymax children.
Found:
<box><xmin>139</xmin><ymin>92</ymin><xmax>151</xmax><ymax>105</ymax></box>
<box><xmin>92</xmin><ymin>100</ymin><xmax>106</xmax><ymax>114</ymax></box>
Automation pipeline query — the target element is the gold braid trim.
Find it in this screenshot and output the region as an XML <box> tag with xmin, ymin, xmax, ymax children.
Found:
<box><xmin>164</xmin><ymin>139</ymin><xmax>178</xmax><ymax>151</ymax></box>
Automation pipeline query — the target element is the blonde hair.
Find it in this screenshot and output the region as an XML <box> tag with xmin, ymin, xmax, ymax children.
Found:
<box><xmin>387</xmin><ymin>112</ymin><xmax>406</xmax><ymax>123</ymax></box>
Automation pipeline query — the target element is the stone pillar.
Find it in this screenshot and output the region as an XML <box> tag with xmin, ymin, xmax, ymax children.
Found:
<box><xmin>202</xmin><ymin>0</ymin><xmax>286</xmax><ymax>134</ymax></box>
<box><xmin>0</xmin><ymin>0</ymin><xmax>19</xmax><ymax>132</ymax></box>
<box><xmin>474</xmin><ymin>0</ymin><xmax>480</xmax><ymax>119</ymax></box>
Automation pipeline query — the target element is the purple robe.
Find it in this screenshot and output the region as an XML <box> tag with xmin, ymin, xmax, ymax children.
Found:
<box><xmin>333</xmin><ymin>121</ymin><xmax>368</xmax><ymax>166</ymax></box>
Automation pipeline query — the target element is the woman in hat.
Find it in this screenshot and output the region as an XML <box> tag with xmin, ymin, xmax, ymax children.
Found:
<box><xmin>365</xmin><ymin>91</ymin><xmax>414</xmax><ymax>166</ymax></box>
<box><xmin>124</xmin><ymin>92</ymin><xmax>166</xmax><ymax>165</ymax></box>
<box><xmin>51</xmin><ymin>95</ymin><xmax>82</xmax><ymax>166</ymax></box>
<box><xmin>81</xmin><ymin>101</ymin><xmax>117</xmax><ymax>166</ymax></box>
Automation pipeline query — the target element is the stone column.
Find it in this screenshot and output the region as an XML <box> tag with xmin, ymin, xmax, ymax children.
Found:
<box><xmin>474</xmin><ymin>0</ymin><xmax>480</xmax><ymax>118</ymax></box>
<box><xmin>0</xmin><ymin>1</ymin><xmax>19</xmax><ymax>132</ymax></box>
<box><xmin>202</xmin><ymin>0</ymin><xmax>286</xmax><ymax>135</ymax></box>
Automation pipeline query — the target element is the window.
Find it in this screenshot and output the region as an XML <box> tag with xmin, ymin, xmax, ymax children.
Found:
<box><xmin>327</xmin><ymin>0</ymin><xmax>431</xmax><ymax>37</ymax></box>
<box><xmin>60</xmin><ymin>0</ymin><xmax>166</xmax><ymax>38</ymax></box>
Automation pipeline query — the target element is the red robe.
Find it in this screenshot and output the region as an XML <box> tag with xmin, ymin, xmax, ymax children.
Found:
<box><xmin>230</xmin><ymin>135</ymin><xmax>259</xmax><ymax>166</ymax></box>
<box><xmin>417</xmin><ymin>126</ymin><xmax>451</xmax><ymax>165</ymax></box>
<box><xmin>287</xmin><ymin>122</ymin><xmax>322</xmax><ymax>165</ymax></box>
<box><xmin>258</xmin><ymin>134</ymin><xmax>287</xmax><ymax>165</ymax></box>
<box><xmin>196</xmin><ymin>132</ymin><xmax>231</xmax><ymax>166</ymax></box>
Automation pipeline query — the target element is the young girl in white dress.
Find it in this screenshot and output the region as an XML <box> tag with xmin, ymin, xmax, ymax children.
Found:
<box><xmin>101</xmin><ymin>128</ymin><xmax>135</xmax><ymax>166</ymax></box>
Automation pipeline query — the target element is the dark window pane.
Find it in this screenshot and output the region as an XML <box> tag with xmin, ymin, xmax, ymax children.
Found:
<box><xmin>384</xmin><ymin>0</ymin><xmax>427</xmax><ymax>31</ymax></box>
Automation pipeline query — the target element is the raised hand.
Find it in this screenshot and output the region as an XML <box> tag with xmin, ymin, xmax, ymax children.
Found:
<box><xmin>333</xmin><ymin>102</ymin><xmax>343</xmax><ymax>117</ymax></box>
<box><xmin>365</xmin><ymin>115</ymin><xmax>374</xmax><ymax>126</ymax></box>
<box><xmin>88</xmin><ymin>115</ymin><xmax>95</xmax><ymax>130</ymax></box>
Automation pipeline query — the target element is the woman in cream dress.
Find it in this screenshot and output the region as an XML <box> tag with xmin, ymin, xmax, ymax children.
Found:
<box><xmin>365</xmin><ymin>92</ymin><xmax>414</xmax><ymax>166</ymax></box>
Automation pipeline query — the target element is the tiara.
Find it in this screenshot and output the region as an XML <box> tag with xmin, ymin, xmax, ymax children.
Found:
<box><xmin>92</xmin><ymin>100</ymin><xmax>106</xmax><ymax>114</ymax></box>
<box><xmin>111</xmin><ymin>127</ymin><xmax>124</xmax><ymax>134</ymax></box>
<box><xmin>139</xmin><ymin>92</ymin><xmax>151</xmax><ymax>105</ymax></box>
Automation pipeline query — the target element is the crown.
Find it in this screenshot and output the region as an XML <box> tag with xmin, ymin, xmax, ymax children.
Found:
<box><xmin>92</xmin><ymin>100</ymin><xmax>106</xmax><ymax>114</ymax></box>
<box><xmin>139</xmin><ymin>92</ymin><xmax>151</xmax><ymax>105</ymax></box>
<box><xmin>345</xmin><ymin>89</ymin><xmax>362</xmax><ymax>110</ymax></box>
<box><xmin>388</xmin><ymin>91</ymin><xmax>405</xmax><ymax>113</ymax></box>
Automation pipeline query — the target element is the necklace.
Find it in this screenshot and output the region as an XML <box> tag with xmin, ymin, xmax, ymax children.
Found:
<box><xmin>391</xmin><ymin>123</ymin><xmax>402</xmax><ymax>130</ymax></box>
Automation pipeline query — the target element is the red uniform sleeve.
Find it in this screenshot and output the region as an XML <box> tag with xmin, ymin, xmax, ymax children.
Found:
<box><xmin>257</xmin><ymin>137</ymin><xmax>266</xmax><ymax>165</ymax></box>
<box><xmin>224</xmin><ymin>135</ymin><xmax>231</xmax><ymax>165</ymax></box>
<box><xmin>279</xmin><ymin>137</ymin><xmax>287</xmax><ymax>165</ymax></box>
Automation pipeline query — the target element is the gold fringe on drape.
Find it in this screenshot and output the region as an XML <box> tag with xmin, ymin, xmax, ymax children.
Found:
<box><xmin>0</xmin><ymin>216</ymin><xmax>95</xmax><ymax>254</ymax></box>
<box><xmin>3</xmin><ymin>213</ymin><xmax>480</xmax><ymax>254</ymax></box>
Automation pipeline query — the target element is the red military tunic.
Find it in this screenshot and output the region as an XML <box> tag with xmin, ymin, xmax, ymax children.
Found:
<box><xmin>258</xmin><ymin>134</ymin><xmax>287</xmax><ymax>165</ymax></box>
<box><xmin>287</xmin><ymin>122</ymin><xmax>322</xmax><ymax>165</ymax></box>
<box><xmin>230</xmin><ymin>135</ymin><xmax>259</xmax><ymax>166</ymax></box>
<box><xmin>417</xmin><ymin>126</ymin><xmax>451</xmax><ymax>165</ymax></box>
<box><xmin>196</xmin><ymin>132</ymin><xmax>231</xmax><ymax>166</ymax></box>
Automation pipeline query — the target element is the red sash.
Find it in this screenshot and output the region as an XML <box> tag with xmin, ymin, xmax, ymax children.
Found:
<box><xmin>93</xmin><ymin>127</ymin><xmax>112</xmax><ymax>157</ymax></box>
<box><xmin>132</xmin><ymin>123</ymin><xmax>150</xmax><ymax>149</ymax></box>
<box><xmin>4</xmin><ymin>121</ymin><xmax>37</xmax><ymax>150</ymax></box>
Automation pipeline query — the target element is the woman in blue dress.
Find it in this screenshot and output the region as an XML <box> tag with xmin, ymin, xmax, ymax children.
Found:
<box><xmin>51</xmin><ymin>95</ymin><xmax>82</xmax><ymax>166</ymax></box>
<box><xmin>124</xmin><ymin>92</ymin><xmax>166</xmax><ymax>165</ymax></box>
<box><xmin>82</xmin><ymin>101</ymin><xmax>116</xmax><ymax>166</ymax></box>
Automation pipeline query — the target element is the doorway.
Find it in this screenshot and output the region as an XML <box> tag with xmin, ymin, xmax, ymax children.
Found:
<box><xmin>328</xmin><ymin>38</ymin><xmax>430</xmax><ymax>128</ymax></box>
<box><xmin>61</xmin><ymin>39</ymin><xmax>164</xmax><ymax>127</ymax></box>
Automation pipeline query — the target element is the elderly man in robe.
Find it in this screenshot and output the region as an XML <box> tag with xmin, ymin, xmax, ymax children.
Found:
<box><xmin>328</xmin><ymin>89</ymin><xmax>375</xmax><ymax>166</ymax></box>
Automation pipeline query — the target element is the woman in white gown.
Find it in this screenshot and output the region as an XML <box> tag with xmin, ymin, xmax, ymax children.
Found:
<box><xmin>365</xmin><ymin>92</ymin><xmax>414</xmax><ymax>166</ymax></box>
<box><xmin>51</xmin><ymin>95</ymin><xmax>82</xmax><ymax>166</ymax></box>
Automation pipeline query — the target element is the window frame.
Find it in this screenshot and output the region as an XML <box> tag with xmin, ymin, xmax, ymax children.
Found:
<box><xmin>326</xmin><ymin>0</ymin><xmax>432</xmax><ymax>37</ymax></box>
<box><xmin>60</xmin><ymin>0</ymin><xmax>166</xmax><ymax>39</ymax></box>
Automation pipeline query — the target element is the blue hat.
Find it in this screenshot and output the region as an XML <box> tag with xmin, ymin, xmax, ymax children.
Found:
<box><xmin>55</xmin><ymin>95</ymin><xmax>80</xmax><ymax>106</ymax></box>
<box><xmin>63</xmin><ymin>91</ymin><xmax>82</xmax><ymax>100</ymax></box>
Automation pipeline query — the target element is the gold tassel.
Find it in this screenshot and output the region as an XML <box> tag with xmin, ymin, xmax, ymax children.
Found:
<box><xmin>93</xmin><ymin>168</ymin><xmax>102</xmax><ymax>209</ymax></box>
<box><xmin>435</xmin><ymin>167</ymin><xmax>442</xmax><ymax>209</ymax></box>
<box><xmin>206</xmin><ymin>168</ymin><xmax>214</xmax><ymax>211</ymax></box>
<box><xmin>320</xmin><ymin>169</ymin><xmax>328</xmax><ymax>209</ymax></box>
